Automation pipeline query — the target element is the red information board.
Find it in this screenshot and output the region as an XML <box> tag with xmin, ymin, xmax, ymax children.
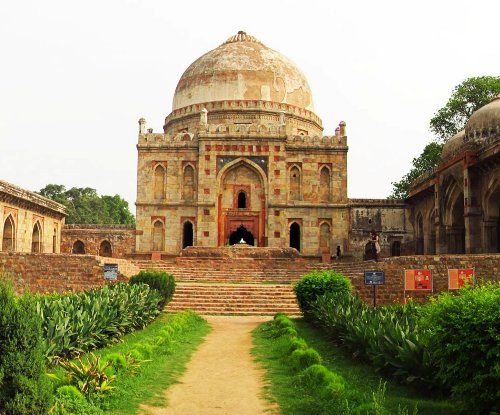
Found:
<box><xmin>404</xmin><ymin>269</ymin><xmax>432</xmax><ymax>291</ymax></box>
<box><xmin>448</xmin><ymin>268</ymin><xmax>474</xmax><ymax>290</ymax></box>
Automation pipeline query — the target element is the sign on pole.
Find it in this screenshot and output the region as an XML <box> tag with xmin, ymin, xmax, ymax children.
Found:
<box><xmin>364</xmin><ymin>271</ymin><xmax>385</xmax><ymax>285</ymax></box>
<box><xmin>404</xmin><ymin>269</ymin><xmax>432</xmax><ymax>291</ymax></box>
<box><xmin>104</xmin><ymin>263</ymin><xmax>119</xmax><ymax>281</ymax></box>
<box><xmin>448</xmin><ymin>268</ymin><xmax>474</xmax><ymax>290</ymax></box>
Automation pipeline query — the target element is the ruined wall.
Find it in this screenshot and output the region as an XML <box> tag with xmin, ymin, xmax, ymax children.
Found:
<box><xmin>348</xmin><ymin>199</ymin><xmax>413</xmax><ymax>260</ymax></box>
<box><xmin>0</xmin><ymin>252</ymin><xmax>139</xmax><ymax>293</ymax></box>
<box><xmin>61</xmin><ymin>225</ymin><xmax>136</xmax><ymax>258</ymax></box>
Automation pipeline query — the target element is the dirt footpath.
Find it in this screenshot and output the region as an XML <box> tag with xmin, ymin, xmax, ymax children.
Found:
<box><xmin>140</xmin><ymin>316</ymin><xmax>276</xmax><ymax>415</ymax></box>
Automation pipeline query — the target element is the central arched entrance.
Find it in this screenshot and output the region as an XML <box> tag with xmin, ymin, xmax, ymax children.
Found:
<box><xmin>182</xmin><ymin>221</ymin><xmax>194</xmax><ymax>249</ymax></box>
<box><xmin>228</xmin><ymin>225</ymin><xmax>255</xmax><ymax>245</ymax></box>
<box><xmin>217</xmin><ymin>159</ymin><xmax>267</xmax><ymax>247</ymax></box>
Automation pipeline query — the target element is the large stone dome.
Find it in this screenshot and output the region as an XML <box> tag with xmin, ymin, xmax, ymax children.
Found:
<box><xmin>172</xmin><ymin>31</ymin><xmax>314</xmax><ymax>112</ymax></box>
<box><xmin>465</xmin><ymin>94</ymin><xmax>500</xmax><ymax>141</ymax></box>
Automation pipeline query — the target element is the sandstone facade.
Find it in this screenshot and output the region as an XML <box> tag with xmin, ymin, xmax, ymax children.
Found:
<box><xmin>0</xmin><ymin>180</ymin><xmax>66</xmax><ymax>254</ymax></box>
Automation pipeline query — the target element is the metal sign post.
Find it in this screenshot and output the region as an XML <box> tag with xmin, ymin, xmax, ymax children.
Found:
<box><xmin>364</xmin><ymin>271</ymin><xmax>385</xmax><ymax>307</ymax></box>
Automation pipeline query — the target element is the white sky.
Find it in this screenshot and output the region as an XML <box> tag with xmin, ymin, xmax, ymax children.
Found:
<box><xmin>1</xmin><ymin>0</ymin><xmax>498</xmax><ymax>212</ymax></box>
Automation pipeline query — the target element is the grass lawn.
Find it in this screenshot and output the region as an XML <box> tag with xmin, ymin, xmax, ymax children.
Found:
<box><xmin>253</xmin><ymin>318</ymin><xmax>457</xmax><ymax>415</ymax></box>
<box><xmin>52</xmin><ymin>311</ymin><xmax>211</xmax><ymax>415</ymax></box>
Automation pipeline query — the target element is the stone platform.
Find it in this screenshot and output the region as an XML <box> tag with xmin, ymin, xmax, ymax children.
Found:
<box><xmin>179</xmin><ymin>244</ymin><xmax>300</xmax><ymax>259</ymax></box>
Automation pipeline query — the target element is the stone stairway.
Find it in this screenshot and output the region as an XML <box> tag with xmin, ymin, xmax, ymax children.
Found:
<box><xmin>166</xmin><ymin>283</ymin><xmax>301</xmax><ymax>316</ymax></box>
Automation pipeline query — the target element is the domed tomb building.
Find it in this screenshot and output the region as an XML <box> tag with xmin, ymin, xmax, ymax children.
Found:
<box><xmin>407</xmin><ymin>95</ymin><xmax>500</xmax><ymax>254</ymax></box>
<box><xmin>135</xmin><ymin>32</ymin><xmax>353</xmax><ymax>256</ymax></box>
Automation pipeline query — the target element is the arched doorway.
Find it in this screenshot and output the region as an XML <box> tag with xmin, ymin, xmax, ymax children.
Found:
<box><xmin>99</xmin><ymin>240</ymin><xmax>112</xmax><ymax>257</ymax></box>
<box><xmin>31</xmin><ymin>222</ymin><xmax>42</xmax><ymax>253</ymax></box>
<box><xmin>391</xmin><ymin>241</ymin><xmax>401</xmax><ymax>256</ymax></box>
<box><xmin>229</xmin><ymin>225</ymin><xmax>255</xmax><ymax>245</ymax></box>
<box><xmin>72</xmin><ymin>240</ymin><xmax>85</xmax><ymax>254</ymax></box>
<box><xmin>484</xmin><ymin>184</ymin><xmax>500</xmax><ymax>253</ymax></box>
<box><xmin>449</xmin><ymin>193</ymin><xmax>465</xmax><ymax>254</ymax></box>
<box><xmin>415</xmin><ymin>213</ymin><xmax>424</xmax><ymax>254</ymax></box>
<box><xmin>364</xmin><ymin>241</ymin><xmax>377</xmax><ymax>260</ymax></box>
<box><xmin>52</xmin><ymin>228</ymin><xmax>57</xmax><ymax>253</ymax></box>
<box><xmin>237</xmin><ymin>191</ymin><xmax>247</xmax><ymax>209</ymax></box>
<box><xmin>319</xmin><ymin>167</ymin><xmax>331</xmax><ymax>202</ymax></box>
<box><xmin>290</xmin><ymin>222</ymin><xmax>301</xmax><ymax>252</ymax></box>
<box><xmin>319</xmin><ymin>222</ymin><xmax>331</xmax><ymax>254</ymax></box>
<box><xmin>182</xmin><ymin>221</ymin><xmax>194</xmax><ymax>248</ymax></box>
<box><xmin>2</xmin><ymin>215</ymin><xmax>15</xmax><ymax>252</ymax></box>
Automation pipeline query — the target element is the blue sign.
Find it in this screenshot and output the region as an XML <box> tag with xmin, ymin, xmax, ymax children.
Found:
<box><xmin>364</xmin><ymin>270</ymin><xmax>385</xmax><ymax>285</ymax></box>
<box><xmin>104</xmin><ymin>264</ymin><xmax>119</xmax><ymax>281</ymax></box>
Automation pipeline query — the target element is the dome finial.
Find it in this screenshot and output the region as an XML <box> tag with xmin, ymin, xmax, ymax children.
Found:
<box><xmin>223</xmin><ymin>31</ymin><xmax>262</xmax><ymax>45</ymax></box>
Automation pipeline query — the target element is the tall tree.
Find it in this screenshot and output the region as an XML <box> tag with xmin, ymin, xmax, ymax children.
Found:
<box><xmin>389</xmin><ymin>76</ymin><xmax>500</xmax><ymax>199</ymax></box>
<box><xmin>430</xmin><ymin>76</ymin><xmax>500</xmax><ymax>141</ymax></box>
<box><xmin>39</xmin><ymin>185</ymin><xmax>135</xmax><ymax>225</ymax></box>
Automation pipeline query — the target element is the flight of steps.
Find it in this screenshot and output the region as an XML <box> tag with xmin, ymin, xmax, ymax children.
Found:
<box><xmin>167</xmin><ymin>283</ymin><xmax>301</xmax><ymax>316</ymax></box>
<box><xmin>132</xmin><ymin>257</ymin><xmax>371</xmax><ymax>316</ymax></box>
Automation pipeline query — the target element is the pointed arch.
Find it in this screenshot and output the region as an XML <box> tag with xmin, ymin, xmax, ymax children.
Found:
<box><xmin>153</xmin><ymin>164</ymin><xmax>166</xmax><ymax>200</ymax></box>
<box><xmin>182</xmin><ymin>220</ymin><xmax>194</xmax><ymax>249</ymax></box>
<box><xmin>152</xmin><ymin>220</ymin><xmax>165</xmax><ymax>251</ymax></box>
<box><xmin>319</xmin><ymin>222</ymin><xmax>331</xmax><ymax>253</ymax></box>
<box><xmin>99</xmin><ymin>240</ymin><xmax>112</xmax><ymax>257</ymax></box>
<box><xmin>483</xmin><ymin>177</ymin><xmax>500</xmax><ymax>252</ymax></box>
<box><xmin>72</xmin><ymin>240</ymin><xmax>85</xmax><ymax>254</ymax></box>
<box><xmin>182</xmin><ymin>164</ymin><xmax>196</xmax><ymax>201</ymax></box>
<box><xmin>319</xmin><ymin>166</ymin><xmax>331</xmax><ymax>202</ymax></box>
<box><xmin>289</xmin><ymin>222</ymin><xmax>301</xmax><ymax>252</ymax></box>
<box><xmin>415</xmin><ymin>211</ymin><xmax>424</xmax><ymax>254</ymax></box>
<box><xmin>237</xmin><ymin>190</ymin><xmax>247</xmax><ymax>208</ymax></box>
<box><xmin>289</xmin><ymin>165</ymin><xmax>301</xmax><ymax>201</ymax></box>
<box><xmin>52</xmin><ymin>227</ymin><xmax>57</xmax><ymax>253</ymax></box>
<box><xmin>31</xmin><ymin>221</ymin><xmax>42</xmax><ymax>253</ymax></box>
<box><xmin>2</xmin><ymin>215</ymin><xmax>15</xmax><ymax>252</ymax></box>
<box><xmin>216</xmin><ymin>157</ymin><xmax>268</xmax><ymax>195</ymax></box>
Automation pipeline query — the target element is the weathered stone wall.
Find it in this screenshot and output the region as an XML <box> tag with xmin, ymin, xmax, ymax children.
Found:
<box><xmin>354</xmin><ymin>254</ymin><xmax>500</xmax><ymax>305</ymax></box>
<box><xmin>1</xmin><ymin>180</ymin><xmax>66</xmax><ymax>253</ymax></box>
<box><xmin>349</xmin><ymin>199</ymin><xmax>413</xmax><ymax>260</ymax></box>
<box><xmin>0</xmin><ymin>252</ymin><xmax>139</xmax><ymax>293</ymax></box>
<box><xmin>61</xmin><ymin>225</ymin><xmax>136</xmax><ymax>258</ymax></box>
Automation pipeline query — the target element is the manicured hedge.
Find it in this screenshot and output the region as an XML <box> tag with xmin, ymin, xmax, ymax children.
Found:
<box><xmin>129</xmin><ymin>270</ymin><xmax>176</xmax><ymax>309</ymax></box>
<box><xmin>293</xmin><ymin>270</ymin><xmax>351</xmax><ymax>315</ymax></box>
<box><xmin>0</xmin><ymin>280</ymin><xmax>51</xmax><ymax>415</ymax></box>
<box><xmin>37</xmin><ymin>282</ymin><xmax>162</xmax><ymax>361</ymax></box>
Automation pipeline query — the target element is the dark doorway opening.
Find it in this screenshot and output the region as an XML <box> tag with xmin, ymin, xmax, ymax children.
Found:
<box><xmin>229</xmin><ymin>225</ymin><xmax>254</xmax><ymax>245</ymax></box>
<box><xmin>72</xmin><ymin>240</ymin><xmax>85</xmax><ymax>254</ymax></box>
<box><xmin>391</xmin><ymin>241</ymin><xmax>401</xmax><ymax>256</ymax></box>
<box><xmin>289</xmin><ymin>222</ymin><xmax>301</xmax><ymax>252</ymax></box>
<box><xmin>237</xmin><ymin>191</ymin><xmax>247</xmax><ymax>208</ymax></box>
<box><xmin>182</xmin><ymin>221</ymin><xmax>194</xmax><ymax>249</ymax></box>
<box><xmin>99</xmin><ymin>240</ymin><xmax>112</xmax><ymax>257</ymax></box>
<box><xmin>364</xmin><ymin>242</ymin><xmax>377</xmax><ymax>260</ymax></box>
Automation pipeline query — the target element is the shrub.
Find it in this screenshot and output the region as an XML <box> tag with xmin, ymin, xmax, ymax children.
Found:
<box><xmin>37</xmin><ymin>283</ymin><xmax>162</xmax><ymax>361</ymax></box>
<box><xmin>129</xmin><ymin>270</ymin><xmax>176</xmax><ymax>308</ymax></box>
<box><xmin>299</xmin><ymin>364</ymin><xmax>345</xmax><ymax>392</ymax></box>
<box><xmin>104</xmin><ymin>353</ymin><xmax>127</xmax><ymax>372</ymax></box>
<box><xmin>294</xmin><ymin>271</ymin><xmax>352</xmax><ymax>315</ymax></box>
<box><xmin>420</xmin><ymin>283</ymin><xmax>500</xmax><ymax>414</ymax></box>
<box><xmin>289</xmin><ymin>347</ymin><xmax>322</xmax><ymax>370</ymax></box>
<box><xmin>134</xmin><ymin>342</ymin><xmax>154</xmax><ymax>359</ymax></box>
<box><xmin>286</xmin><ymin>337</ymin><xmax>308</xmax><ymax>353</ymax></box>
<box><xmin>51</xmin><ymin>385</ymin><xmax>103</xmax><ymax>415</ymax></box>
<box><xmin>0</xmin><ymin>279</ymin><xmax>52</xmax><ymax>415</ymax></box>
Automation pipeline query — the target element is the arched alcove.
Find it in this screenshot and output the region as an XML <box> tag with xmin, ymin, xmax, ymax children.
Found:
<box><xmin>31</xmin><ymin>221</ymin><xmax>42</xmax><ymax>253</ymax></box>
<box><xmin>237</xmin><ymin>191</ymin><xmax>247</xmax><ymax>209</ymax></box>
<box><xmin>2</xmin><ymin>215</ymin><xmax>15</xmax><ymax>252</ymax></box>
<box><xmin>182</xmin><ymin>164</ymin><xmax>195</xmax><ymax>201</ymax></box>
<box><xmin>289</xmin><ymin>222</ymin><xmax>301</xmax><ymax>252</ymax></box>
<box><xmin>319</xmin><ymin>167</ymin><xmax>331</xmax><ymax>202</ymax></box>
<box><xmin>289</xmin><ymin>166</ymin><xmax>301</xmax><ymax>201</ymax></box>
<box><xmin>72</xmin><ymin>240</ymin><xmax>85</xmax><ymax>254</ymax></box>
<box><xmin>99</xmin><ymin>240</ymin><xmax>112</xmax><ymax>257</ymax></box>
<box><xmin>154</xmin><ymin>164</ymin><xmax>166</xmax><ymax>200</ymax></box>
<box><xmin>182</xmin><ymin>221</ymin><xmax>194</xmax><ymax>249</ymax></box>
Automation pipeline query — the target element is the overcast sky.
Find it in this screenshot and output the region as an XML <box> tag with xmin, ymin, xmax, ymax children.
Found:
<box><xmin>1</xmin><ymin>0</ymin><xmax>498</xmax><ymax>212</ymax></box>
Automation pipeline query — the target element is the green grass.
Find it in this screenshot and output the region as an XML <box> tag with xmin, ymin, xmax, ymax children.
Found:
<box><xmin>53</xmin><ymin>311</ymin><xmax>211</xmax><ymax>415</ymax></box>
<box><xmin>252</xmin><ymin>318</ymin><xmax>457</xmax><ymax>415</ymax></box>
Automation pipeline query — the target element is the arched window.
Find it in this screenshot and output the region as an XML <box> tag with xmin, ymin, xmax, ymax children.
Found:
<box><xmin>319</xmin><ymin>222</ymin><xmax>331</xmax><ymax>253</ymax></box>
<box><xmin>391</xmin><ymin>241</ymin><xmax>401</xmax><ymax>257</ymax></box>
<box><xmin>237</xmin><ymin>191</ymin><xmax>247</xmax><ymax>209</ymax></box>
<box><xmin>182</xmin><ymin>221</ymin><xmax>194</xmax><ymax>249</ymax></box>
<box><xmin>290</xmin><ymin>222</ymin><xmax>301</xmax><ymax>252</ymax></box>
<box><xmin>152</xmin><ymin>220</ymin><xmax>165</xmax><ymax>251</ymax></box>
<box><xmin>2</xmin><ymin>215</ymin><xmax>15</xmax><ymax>252</ymax></box>
<box><xmin>289</xmin><ymin>166</ymin><xmax>301</xmax><ymax>201</ymax></box>
<box><xmin>154</xmin><ymin>164</ymin><xmax>166</xmax><ymax>200</ymax></box>
<box><xmin>72</xmin><ymin>240</ymin><xmax>85</xmax><ymax>254</ymax></box>
<box><xmin>31</xmin><ymin>221</ymin><xmax>42</xmax><ymax>253</ymax></box>
<box><xmin>319</xmin><ymin>167</ymin><xmax>331</xmax><ymax>202</ymax></box>
<box><xmin>99</xmin><ymin>240</ymin><xmax>112</xmax><ymax>257</ymax></box>
<box><xmin>182</xmin><ymin>164</ymin><xmax>195</xmax><ymax>201</ymax></box>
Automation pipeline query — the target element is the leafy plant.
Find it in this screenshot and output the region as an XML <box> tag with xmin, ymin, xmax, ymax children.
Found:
<box><xmin>0</xmin><ymin>279</ymin><xmax>52</xmax><ymax>415</ymax></box>
<box><xmin>36</xmin><ymin>283</ymin><xmax>161</xmax><ymax>362</ymax></box>
<box><xmin>129</xmin><ymin>270</ymin><xmax>176</xmax><ymax>309</ymax></box>
<box><xmin>294</xmin><ymin>271</ymin><xmax>352</xmax><ymax>316</ymax></box>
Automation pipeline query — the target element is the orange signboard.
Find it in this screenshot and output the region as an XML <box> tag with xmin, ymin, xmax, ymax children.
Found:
<box><xmin>404</xmin><ymin>269</ymin><xmax>432</xmax><ymax>291</ymax></box>
<box><xmin>448</xmin><ymin>268</ymin><xmax>474</xmax><ymax>290</ymax></box>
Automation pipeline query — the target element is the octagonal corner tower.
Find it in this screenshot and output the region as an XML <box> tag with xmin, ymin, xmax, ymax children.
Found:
<box><xmin>163</xmin><ymin>31</ymin><xmax>323</xmax><ymax>136</ymax></box>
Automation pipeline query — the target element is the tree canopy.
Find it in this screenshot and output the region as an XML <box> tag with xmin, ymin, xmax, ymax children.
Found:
<box><xmin>39</xmin><ymin>184</ymin><xmax>135</xmax><ymax>225</ymax></box>
<box><xmin>389</xmin><ymin>76</ymin><xmax>500</xmax><ymax>199</ymax></box>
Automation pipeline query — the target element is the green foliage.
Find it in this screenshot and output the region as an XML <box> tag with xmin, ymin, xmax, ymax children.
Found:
<box><xmin>0</xmin><ymin>279</ymin><xmax>52</xmax><ymax>415</ymax></box>
<box><xmin>430</xmin><ymin>76</ymin><xmax>500</xmax><ymax>140</ymax></box>
<box><xmin>289</xmin><ymin>347</ymin><xmax>322</xmax><ymax>370</ymax></box>
<box><xmin>389</xmin><ymin>141</ymin><xmax>443</xmax><ymax>199</ymax></box>
<box><xmin>294</xmin><ymin>271</ymin><xmax>352</xmax><ymax>315</ymax></box>
<box><xmin>50</xmin><ymin>385</ymin><xmax>104</xmax><ymax>415</ymax></box>
<box><xmin>38</xmin><ymin>184</ymin><xmax>135</xmax><ymax>225</ymax></box>
<box><xmin>312</xmin><ymin>293</ymin><xmax>429</xmax><ymax>385</ymax></box>
<box><xmin>129</xmin><ymin>270</ymin><xmax>176</xmax><ymax>309</ymax></box>
<box><xmin>37</xmin><ymin>283</ymin><xmax>162</xmax><ymax>361</ymax></box>
<box><xmin>420</xmin><ymin>283</ymin><xmax>500</xmax><ymax>414</ymax></box>
<box><xmin>104</xmin><ymin>354</ymin><xmax>127</xmax><ymax>373</ymax></box>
